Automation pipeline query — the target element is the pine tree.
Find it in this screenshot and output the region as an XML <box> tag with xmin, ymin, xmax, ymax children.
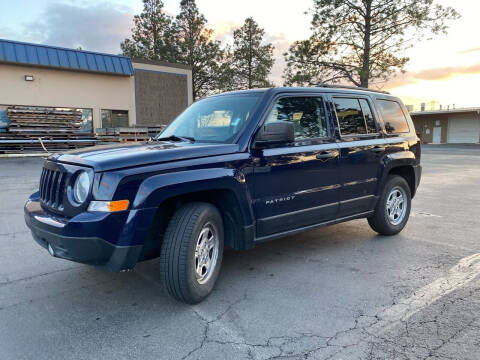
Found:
<box><xmin>229</xmin><ymin>18</ymin><xmax>274</xmax><ymax>89</ymax></box>
<box><xmin>173</xmin><ymin>0</ymin><xmax>224</xmax><ymax>100</ymax></box>
<box><xmin>121</xmin><ymin>0</ymin><xmax>176</xmax><ymax>62</ymax></box>
<box><xmin>284</xmin><ymin>0</ymin><xmax>459</xmax><ymax>88</ymax></box>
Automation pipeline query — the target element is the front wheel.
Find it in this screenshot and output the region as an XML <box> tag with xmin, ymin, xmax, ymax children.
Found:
<box><xmin>368</xmin><ymin>175</ymin><xmax>411</xmax><ymax>235</ymax></box>
<box><xmin>160</xmin><ymin>202</ymin><xmax>224</xmax><ymax>304</ymax></box>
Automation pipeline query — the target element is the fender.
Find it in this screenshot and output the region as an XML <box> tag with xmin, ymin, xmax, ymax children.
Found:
<box><xmin>377</xmin><ymin>150</ymin><xmax>418</xmax><ymax>196</ymax></box>
<box><xmin>132</xmin><ymin>167</ymin><xmax>255</xmax><ymax>228</ymax></box>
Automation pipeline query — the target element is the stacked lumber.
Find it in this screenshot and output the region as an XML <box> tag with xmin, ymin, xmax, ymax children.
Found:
<box><xmin>96</xmin><ymin>127</ymin><xmax>150</xmax><ymax>143</ymax></box>
<box><xmin>139</xmin><ymin>125</ymin><xmax>167</xmax><ymax>138</ymax></box>
<box><xmin>0</xmin><ymin>133</ymin><xmax>97</xmax><ymax>154</ymax></box>
<box><xmin>0</xmin><ymin>106</ymin><xmax>96</xmax><ymax>154</ymax></box>
<box><xmin>7</xmin><ymin>106</ymin><xmax>83</xmax><ymax>134</ymax></box>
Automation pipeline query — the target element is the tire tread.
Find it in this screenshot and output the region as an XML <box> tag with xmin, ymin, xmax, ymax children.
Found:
<box><xmin>160</xmin><ymin>202</ymin><xmax>220</xmax><ymax>303</ymax></box>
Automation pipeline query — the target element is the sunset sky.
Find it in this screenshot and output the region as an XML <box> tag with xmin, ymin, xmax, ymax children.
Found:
<box><xmin>1</xmin><ymin>0</ymin><xmax>479</xmax><ymax>110</ymax></box>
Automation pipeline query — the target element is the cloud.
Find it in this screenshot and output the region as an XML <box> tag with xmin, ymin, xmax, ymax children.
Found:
<box><xmin>212</xmin><ymin>21</ymin><xmax>240</xmax><ymax>43</ymax></box>
<box><xmin>385</xmin><ymin>63</ymin><xmax>480</xmax><ymax>90</ymax></box>
<box><xmin>0</xmin><ymin>27</ymin><xmax>18</xmax><ymax>40</ymax></box>
<box><xmin>458</xmin><ymin>48</ymin><xmax>480</xmax><ymax>55</ymax></box>
<box><xmin>265</xmin><ymin>33</ymin><xmax>292</xmax><ymax>86</ymax></box>
<box><xmin>24</xmin><ymin>2</ymin><xmax>134</xmax><ymax>54</ymax></box>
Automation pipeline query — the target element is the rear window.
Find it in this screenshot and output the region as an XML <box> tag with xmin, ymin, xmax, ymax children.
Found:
<box><xmin>376</xmin><ymin>100</ymin><xmax>410</xmax><ymax>134</ymax></box>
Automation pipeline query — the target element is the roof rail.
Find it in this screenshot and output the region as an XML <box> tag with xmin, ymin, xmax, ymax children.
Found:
<box><xmin>315</xmin><ymin>83</ymin><xmax>390</xmax><ymax>95</ymax></box>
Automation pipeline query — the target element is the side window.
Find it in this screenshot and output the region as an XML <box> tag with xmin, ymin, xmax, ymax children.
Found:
<box><xmin>266</xmin><ymin>97</ymin><xmax>328</xmax><ymax>140</ymax></box>
<box><xmin>359</xmin><ymin>99</ymin><xmax>377</xmax><ymax>133</ymax></box>
<box><xmin>376</xmin><ymin>99</ymin><xmax>410</xmax><ymax>134</ymax></box>
<box><xmin>333</xmin><ymin>98</ymin><xmax>367</xmax><ymax>135</ymax></box>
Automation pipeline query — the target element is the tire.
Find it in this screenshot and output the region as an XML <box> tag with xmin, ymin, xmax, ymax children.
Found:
<box><xmin>368</xmin><ymin>175</ymin><xmax>411</xmax><ymax>236</ymax></box>
<box><xmin>160</xmin><ymin>202</ymin><xmax>224</xmax><ymax>304</ymax></box>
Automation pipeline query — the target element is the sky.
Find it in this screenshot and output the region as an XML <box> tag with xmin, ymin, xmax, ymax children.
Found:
<box><xmin>0</xmin><ymin>0</ymin><xmax>479</xmax><ymax>110</ymax></box>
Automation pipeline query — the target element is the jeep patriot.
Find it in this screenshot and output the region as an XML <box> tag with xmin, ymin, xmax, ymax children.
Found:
<box><xmin>25</xmin><ymin>86</ymin><xmax>422</xmax><ymax>304</ymax></box>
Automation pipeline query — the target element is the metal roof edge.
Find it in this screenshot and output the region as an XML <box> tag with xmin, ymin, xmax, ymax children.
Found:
<box><xmin>132</xmin><ymin>57</ymin><xmax>192</xmax><ymax>71</ymax></box>
<box><xmin>411</xmin><ymin>108</ymin><xmax>480</xmax><ymax>116</ymax></box>
<box><xmin>0</xmin><ymin>39</ymin><xmax>134</xmax><ymax>76</ymax></box>
<box><xmin>0</xmin><ymin>38</ymin><xmax>131</xmax><ymax>60</ymax></box>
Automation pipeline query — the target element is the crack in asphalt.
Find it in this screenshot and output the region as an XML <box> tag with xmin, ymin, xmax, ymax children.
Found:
<box><xmin>0</xmin><ymin>265</ymin><xmax>82</xmax><ymax>287</ymax></box>
<box><xmin>175</xmin><ymin>253</ymin><xmax>480</xmax><ymax>360</ymax></box>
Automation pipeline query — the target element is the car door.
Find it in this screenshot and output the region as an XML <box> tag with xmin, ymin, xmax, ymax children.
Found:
<box><xmin>330</xmin><ymin>95</ymin><xmax>386</xmax><ymax>217</ymax></box>
<box><xmin>251</xmin><ymin>95</ymin><xmax>341</xmax><ymax>239</ymax></box>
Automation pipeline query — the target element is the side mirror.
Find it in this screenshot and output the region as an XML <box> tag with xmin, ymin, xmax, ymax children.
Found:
<box><xmin>254</xmin><ymin>121</ymin><xmax>294</xmax><ymax>148</ymax></box>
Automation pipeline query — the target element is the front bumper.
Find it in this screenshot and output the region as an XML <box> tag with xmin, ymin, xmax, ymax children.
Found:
<box><xmin>24</xmin><ymin>194</ymin><xmax>157</xmax><ymax>271</ymax></box>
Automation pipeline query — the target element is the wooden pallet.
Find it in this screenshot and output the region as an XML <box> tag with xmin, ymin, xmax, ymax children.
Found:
<box><xmin>97</xmin><ymin>136</ymin><xmax>149</xmax><ymax>142</ymax></box>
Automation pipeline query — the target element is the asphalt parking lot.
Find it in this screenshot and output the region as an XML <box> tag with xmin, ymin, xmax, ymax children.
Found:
<box><xmin>1</xmin><ymin>145</ymin><xmax>480</xmax><ymax>360</ymax></box>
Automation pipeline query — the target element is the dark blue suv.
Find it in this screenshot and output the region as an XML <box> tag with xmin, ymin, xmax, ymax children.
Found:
<box><xmin>25</xmin><ymin>86</ymin><xmax>421</xmax><ymax>303</ymax></box>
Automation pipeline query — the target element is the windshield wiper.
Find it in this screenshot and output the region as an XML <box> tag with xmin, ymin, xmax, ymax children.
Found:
<box><xmin>154</xmin><ymin>135</ymin><xmax>195</xmax><ymax>142</ymax></box>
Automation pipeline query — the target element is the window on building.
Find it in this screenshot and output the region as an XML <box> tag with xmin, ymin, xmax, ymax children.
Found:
<box><xmin>80</xmin><ymin>109</ymin><xmax>93</xmax><ymax>133</ymax></box>
<box><xmin>376</xmin><ymin>100</ymin><xmax>410</xmax><ymax>134</ymax></box>
<box><xmin>0</xmin><ymin>105</ymin><xmax>8</xmax><ymax>131</ymax></box>
<box><xmin>266</xmin><ymin>97</ymin><xmax>328</xmax><ymax>140</ymax></box>
<box><xmin>101</xmin><ymin>110</ymin><xmax>129</xmax><ymax>128</ymax></box>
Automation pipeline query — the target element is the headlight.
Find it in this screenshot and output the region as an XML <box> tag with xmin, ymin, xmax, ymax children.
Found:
<box><xmin>73</xmin><ymin>171</ymin><xmax>90</xmax><ymax>204</ymax></box>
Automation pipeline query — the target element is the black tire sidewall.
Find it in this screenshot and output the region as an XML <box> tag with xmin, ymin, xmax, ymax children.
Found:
<box><xmin>184</xmin><ymin>205</ymin><xmax>224</xmax><ymax>302</ymax></box>
<box><xmin>378</xmin><ymin>176</ymin><xmax>412</xmax><ymax>233</ymax></box>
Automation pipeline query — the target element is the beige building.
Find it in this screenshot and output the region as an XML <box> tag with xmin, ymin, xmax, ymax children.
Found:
<box><xmin>410</xmin><ymin>108</ymin><xmax>480</xmax><ymax>144</ymax></box>
<box><xmin>0</xmin><ymin>39</ymin><xmax>192</xmax><ymax>132</ymax></box>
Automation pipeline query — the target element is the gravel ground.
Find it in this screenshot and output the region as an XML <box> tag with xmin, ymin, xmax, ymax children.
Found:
<box><xmin>0</xmin><ymin>145</ymin><xmax>479</xmax><ymax>360</ymax></box>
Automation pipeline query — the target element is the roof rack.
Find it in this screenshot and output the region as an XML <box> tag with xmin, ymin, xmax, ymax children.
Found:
<box><xmin>315</xmin><ymin>83</ymin><xmax>390</xmax><ymax>95</ymax></box>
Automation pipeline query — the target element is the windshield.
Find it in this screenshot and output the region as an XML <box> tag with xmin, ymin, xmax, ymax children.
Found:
<box><xmin>159</xmin><ymin>94</ymin><xmax>262</xmax><ymax>143</ymax></box>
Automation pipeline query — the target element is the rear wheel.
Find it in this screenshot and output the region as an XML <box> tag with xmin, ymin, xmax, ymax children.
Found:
<box><xmin>160</xmin><ymin>202</ymin><xmax>224</xmax><ymax>304</ymax></box>
<box><xmin>368</xmin><ymin>175</ymin><xmax>411</xmax><ymax>235</ymax></box>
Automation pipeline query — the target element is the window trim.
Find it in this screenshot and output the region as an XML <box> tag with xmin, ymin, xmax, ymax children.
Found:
<box><xmin>358</xmin><ymin>98</ymin><xmax>379</xmax><ymax>134</ymax></box>
<box><xmin>332</xmin><ymin>96</ymin><xmax>381</xmax><ymax>138</ymax></box>
<box><xmin>257</xmin><ymin>94</ymin><xmax>333</xmax><ymax>146</ymax></box>
<box><xmin>375</xmin><ymin>99</ymin><xmax>411</xmax><ymax>135</ymax></box>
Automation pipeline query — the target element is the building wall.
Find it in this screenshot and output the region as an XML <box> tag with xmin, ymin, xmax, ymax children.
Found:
<box><xmin>411</xmin><ymin>114</ymin><xmax>449</xmax><ymax>143</ymax></box>
<box><xmin>412</xmin><ymin>111</ymin><xmax>480</xmax><ymax>143</ymax></box>
<box><xmin>0</xmin><ymin>63</ymin><xmax>136</xmax><ymax>129</ymax></box>
<box><xmin>0</xmin><ymin>60</ymin><xmax>193</xmax><ymax>130</ymax></box>
<box><xmin>132</xmin><ymin>61</ymin><xmax>193</xmax><ymax>127</ymax></box>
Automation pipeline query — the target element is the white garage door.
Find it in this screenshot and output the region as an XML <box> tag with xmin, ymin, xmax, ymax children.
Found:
<box><xmin>447</xmin><ymin>115</ymin><xmax>480</xmax><ymax>143</ymax></box>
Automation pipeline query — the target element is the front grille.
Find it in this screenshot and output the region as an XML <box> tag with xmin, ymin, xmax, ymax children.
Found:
<box><xmin>39</xmin><ymin>167</ymin><xmax>67</xmax><ymax>210</ymax></box>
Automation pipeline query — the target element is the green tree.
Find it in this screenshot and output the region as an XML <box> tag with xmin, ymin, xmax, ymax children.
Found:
<box><xmin>121</xmin><ymin>0</ymin><xmax>176</xmax><ymax>62</ymax></box>
<box><xmin>284</xmin><ymin>0</ymin><xmax>459</xmax><ymax>88</ymax></box>
<box><xmin>229</xmin><ymin>17</ymin><xmax>274</xmax><ymax>90</ymax></box>
<box><xmin>173</xmin><ymin>0</ymin><xmax>224</xmax><ymax>100</ymax></box>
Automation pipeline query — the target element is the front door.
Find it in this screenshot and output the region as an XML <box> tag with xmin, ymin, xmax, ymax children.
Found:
<box><xmin>432</xmin><ymin>127</ymin><xmax>441</xmax><ymax>144</ymax></box>
<box><xmin>251</xmin><ymin>96</ymin><xmax>341</xmax><ymax>239</ymax></box>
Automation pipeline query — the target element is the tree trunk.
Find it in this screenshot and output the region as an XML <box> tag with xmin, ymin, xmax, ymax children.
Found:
<box><xmin>360</xmin><ymin>1</ymin><xmax>372</xmax><ymax>88</ymax></box>
<box><xmin>248</xmin><ymin>25</ymin><xmax>253</xmax><ymax>89</ymax></box>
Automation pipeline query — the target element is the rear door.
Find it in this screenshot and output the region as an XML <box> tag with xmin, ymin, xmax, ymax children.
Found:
<box><xmin>251</xmin><ymin>95</ymin><xmax>341</xmax><ymax>238</ymax></box>
<box><xmin>330</xmin><ymin>95</ymin><xmax>385</xmax><ymax>217</ymax></box>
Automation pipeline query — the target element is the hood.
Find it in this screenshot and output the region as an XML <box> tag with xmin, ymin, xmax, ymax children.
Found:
<box><xmin>50</xmin><ymin>141</ymin><xmax>240</xmax><ymax>172</ymax></box>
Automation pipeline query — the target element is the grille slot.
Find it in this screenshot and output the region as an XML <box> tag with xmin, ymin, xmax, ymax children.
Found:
<box><xmin>39</xmin><ymin>167</ymin><xmax>66</xmax><ymax>210</ymax></box>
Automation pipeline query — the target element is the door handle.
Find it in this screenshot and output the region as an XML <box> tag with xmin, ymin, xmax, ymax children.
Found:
<box><xmin>316</xmin><ymin>151</ymin><xmax>338</xmax><ymax>159</ymax></box>
<box><xmin>371</xmin><ymin>146</ymin><xmax>385</xmax><ymax>153</ymax></box>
